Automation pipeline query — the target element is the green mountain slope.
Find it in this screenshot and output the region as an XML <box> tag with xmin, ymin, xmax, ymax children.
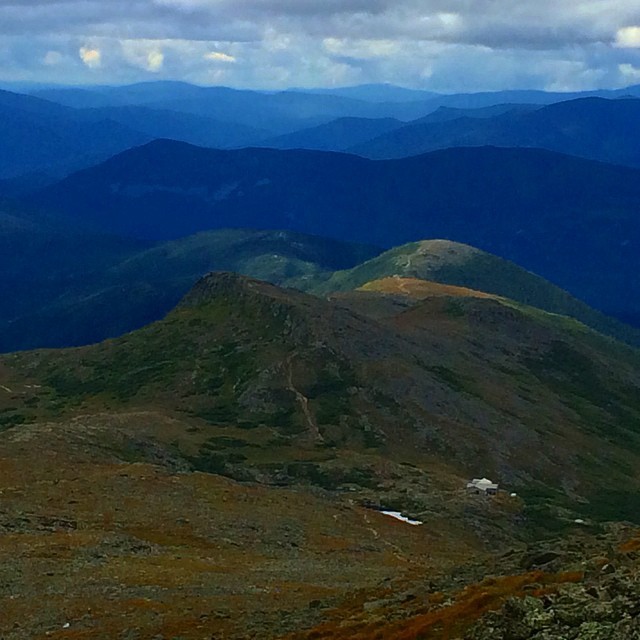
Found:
<box><xmin>109</xmin><ymin>228</ymin><xmax>379</xmax><ymax>288</ymax></box>
<box><xmin>315</xmin><ymin>239</ymin><xmax>640</xmax><ymax>346</ymax></box>
<box><xmin>3</xmin><ymin>271</ymin><xmax>640</xmax><ymax>638</ymax></box>
<box><xmin>0</xmin><ymin>228</ymin><xmax>380</xmax><ymax>352</ymax></box>
<box><xmin>3</xmin><ymin>272</ymin><xmax>640</xmax><ymax>527</ymax></box>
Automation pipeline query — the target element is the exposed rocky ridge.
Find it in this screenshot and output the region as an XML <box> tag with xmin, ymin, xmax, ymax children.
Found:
<box><xmin>179</xmin><ymin>270</ymin><xmax>312</xmax><ymax>309</ymax></box>
<box><xmin>358</xmin><ymin>276</ymin><xmax>501</xmax><ymax>300</ymax></box>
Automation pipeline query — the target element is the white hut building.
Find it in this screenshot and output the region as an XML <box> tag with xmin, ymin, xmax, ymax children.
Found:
<box><xmin>466</xmin><ymin>477</ymin><xmax>499</xmax><ymax>496</ymax></box>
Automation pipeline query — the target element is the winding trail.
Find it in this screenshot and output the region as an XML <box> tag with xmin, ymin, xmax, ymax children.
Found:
<box><xmin>285</xmin><ymin>353</ymin><xmax>324</xmax><ymax>443</ymax></box>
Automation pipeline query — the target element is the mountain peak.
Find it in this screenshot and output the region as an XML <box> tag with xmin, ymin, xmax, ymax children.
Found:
<box><xmin>179</xmin><ymin>271</ymin><xmax>282</xmax><ymax>307</ymax></box>
<box><xmin>318</xmin><ymin>238</ymin><xmax>640</xmax><ymax>346</ymax></box>
<box><xmin>411</xmin><ymin>239</ymin><xmax>483</xmax><ymax>263</ymax></box>
<box><xmin>178</xmin><ymin>271</ymin><xmax>310</xmax><ymax>311</ymax></box>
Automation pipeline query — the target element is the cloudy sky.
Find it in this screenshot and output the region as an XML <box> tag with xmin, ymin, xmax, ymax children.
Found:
<box><xmin>1</xmin><ymin>0</ymin><xmax>640</xmax><ymax>91</ymax></box>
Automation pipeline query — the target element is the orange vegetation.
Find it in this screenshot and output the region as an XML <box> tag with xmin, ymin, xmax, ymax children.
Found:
<box><xmin>283</xmin><ymin>570</ymin><xmax>584</xmax><ymax>640</ymax></box>
<box><xmin>359</xmin><ymin>277</ymin><xmax>499</xmax><ymax>301</ymax></box>
<box><xmin>619</xmin><ymin>535</ymin><xmax>640</xmax><ymax>554</ymax></box>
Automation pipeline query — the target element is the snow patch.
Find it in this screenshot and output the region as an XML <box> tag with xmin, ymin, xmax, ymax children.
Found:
<box><xmin>381</xmin><ymin>511</ymin><xmax>423</xmax><ymax>526</ymax></box>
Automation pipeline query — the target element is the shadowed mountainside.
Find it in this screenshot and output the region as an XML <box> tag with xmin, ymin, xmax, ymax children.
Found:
<box><xmin>351</xmin><ymin>97</ymin><xmax>640</xmax><ymax>167</ymax></box>
<box><xmin>258</xmin><ymin>104</ymin><xmax>537</xmax><ymax>153</ymax></box>
<box><xmin>29</xmin><ymin>140</ymin><xmax>640</xmax><ymax>321</ymax></box>
<box><xmin>0</xmin><ymin>227</ymin><xmax>380</xmax><ymax>352</ymax></box>
<box><xmin>257</xmin><ymin>116</ymin><xmax>404</xmax><ymax>151</ymax></box>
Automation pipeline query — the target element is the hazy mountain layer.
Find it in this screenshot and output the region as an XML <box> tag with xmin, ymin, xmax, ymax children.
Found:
<box><xmin>352</xmin><ymin>97</ymin><xmax>640</xmax><ymax>167</ymax></box>
<box><xmin>258</xmin><ymin>116</ymin><xmax>404</xmax><ymax>151</ymax></box>
<box><xmin>259</xmin><ymin>104</ymin><xmax>538</xmax><ymax>153</ymax></box>
<box><xmin>0</xmin><ymin>89</ymin><xmax>151</xmax><ymax>179</ymax></box>
<box><xmin>6</xmin><ymin>82</ymin><xmax>640</xmax><ymax>183</ymax></box>
<box><xmin>30</xmin><ymin>140</ymin><xmax>640</xmax><ymax>320</ymax></box>
<box><xmin>77</xmin><ymin>105</ymin><xmax>269</xmax><ymax>149</ymax></box>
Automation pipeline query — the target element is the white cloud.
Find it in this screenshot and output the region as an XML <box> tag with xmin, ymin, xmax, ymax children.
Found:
<box><xmin>323</xmin><ymin>38</ymin><xmax>401</xmax><ymax>59</ymax></box>
<box><xmin>147</xmin><ymin>49</ymin><xmax>164</xmax><ymax>71</ymax></box>
<box><xmin>120</xmin><ymin>39</ymin><xmax>167</xmax><ymax>72</ymax></box>
<box><xmin>204</xmin><ymin>51</ymin><xmax>236</xmax><ymax>63</ymax></box>
<box><xmin>79</xmin><ymin>46</ymin><xmax>101</xmax><ymax>68</ymax></box>
<box><xmin>616</xmin><ymin>26</ymin><xmax>640</xmax><ymax>48</ymax></box>
<box><xmin>1</xmin><ymin>1</ymin><xmax>640</xmax><ymax>89</ymax></box>
<box><xmin>438</xmin><ymin>13</ymin><xmax>461</xmax><ymax>28</ymax></box>
<box><xmin>619</xmin><ymin>62</ymin><xmax>640</xmax><ymax>81</ymax></box>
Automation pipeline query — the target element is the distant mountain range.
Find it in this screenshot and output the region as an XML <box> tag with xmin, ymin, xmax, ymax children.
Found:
<box><xmin>350</xmin><ymin>97</ymin><xmax>640</xmax><ymax>166</ymax></box>
<box><xmin>256</xmin><ymin>104</ymin><xmax>536</xmax><ymax>152</ymax></box>
<box><xmin>28</xmin><ymin>79</ymin><xmax>640</xmax><ymax>112</ymax></box>
<box><xmin>76</xmin><ymin>105</ymin><xmax>267</xmax><ymax>149</ymax></box>
<box><xmin>27</xmin><ymin>140</ymin><xmax>640</xmax><ymax>321</ymax></box>
<box><xmin>3</xmin><ymin>82</ymin><xmax>640</xmax><ymax>181</ymax></box>
<box><xmin>257</xmin><ymin>116</ymin><xmax>404</xmax><ymax>152</ymax></box>
<box><xmin>0</xmin><ymin>87</ymin><xmax>272</xmax><ymax>180</ymax></box>
<box><xmin>258</xmin><ymin>97</ymin><xmax>640</xmax><ymax>168</ymax></box>
<box><xmin>27</xmin><ymin>81</ymin><xmax>438</xmax><ymax>132</ymax></box>
<box><xmin>0</xmin><ymin>89</ymin><xmax>150</xmax><ymax>179</ymax></box>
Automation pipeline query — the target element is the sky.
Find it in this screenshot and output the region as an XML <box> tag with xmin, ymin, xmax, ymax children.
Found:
<box><xmin>1</xmin><ymin>0</ymin><xmax>640</xmax><ymax>91</ymax></box>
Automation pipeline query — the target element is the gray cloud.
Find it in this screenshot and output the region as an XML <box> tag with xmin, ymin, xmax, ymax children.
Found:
<box><xmin>0</xmin><ymin>0</ymin><xmax>640</xmax><ymax>89</ymax></box>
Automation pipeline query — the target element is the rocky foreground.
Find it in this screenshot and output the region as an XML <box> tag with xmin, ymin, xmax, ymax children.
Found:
<box><xmin>467</xmin><ymin>533</ymin><xmax>640</xmax><ymax>640</ymax></box>
<box><xmin>283</xmin><ymin>525</ymin><xmax>640</xmax><ymax>640</ymax></box>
